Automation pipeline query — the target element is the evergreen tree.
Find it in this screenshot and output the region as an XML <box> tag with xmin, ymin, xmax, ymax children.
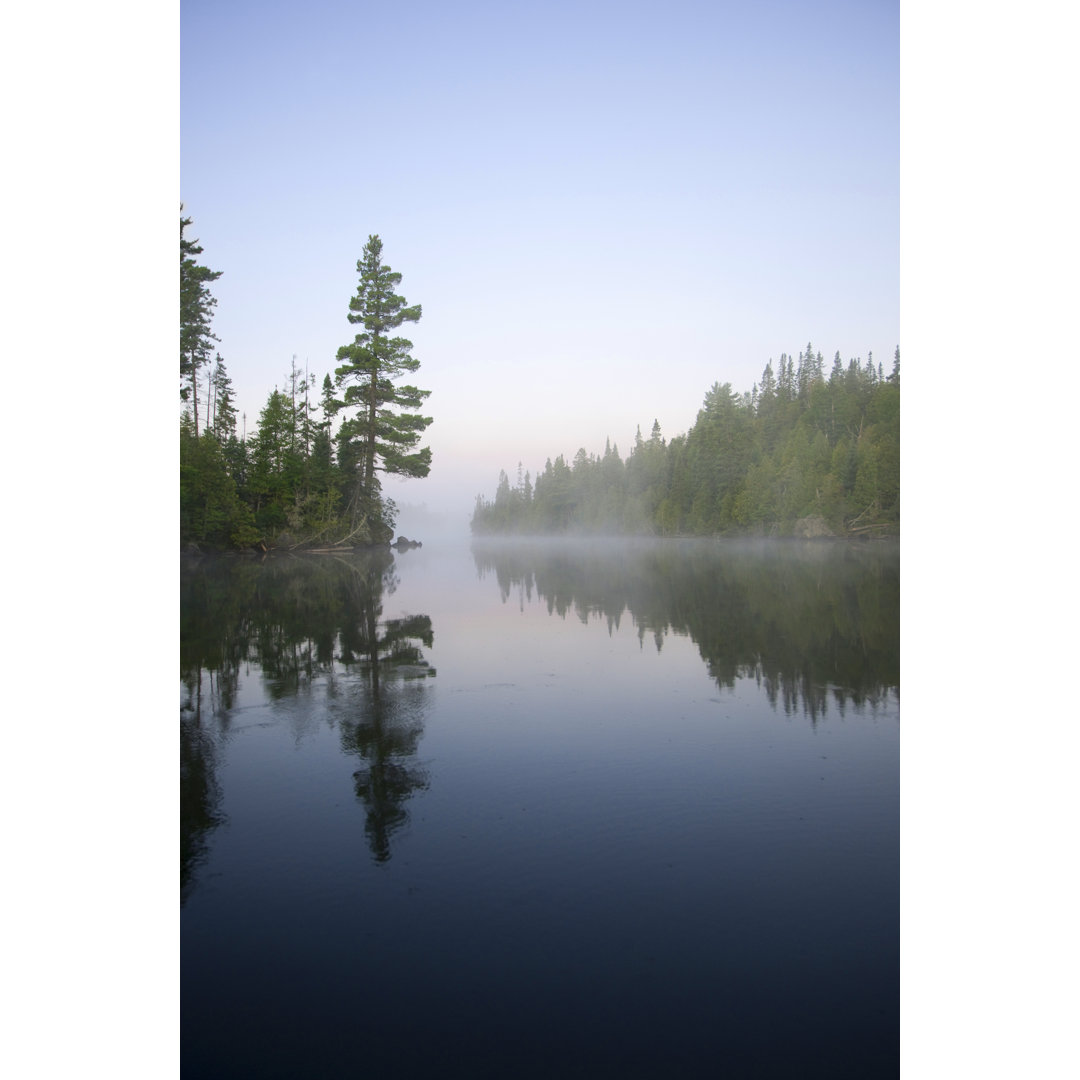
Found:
<box><xmin>248</xmin><ymin>389</ymin><xmax>295</xmax><ymax>530</ymax></box>
<box><xmin>829</xmin><ymin>351</ymin><xmax>843</xmax><ymax>384</ymax></box>
<box><xmin>210</xmin><ymin>356</ymin><xmax>237</xmax><ymax>442</ymax></box>
<box><xmin>334</xmin><ymin>236</ymin><xmax>433</xmax><ymax>533</ymax></box>
<box><xmin>759</xmin><ymin>360</ymin><xmax>777</xmax><ymax>400</ymax></box>
<box><xmin>180</xmin><ymin>415</ymin><xmax>257</xmax><ymax>548</ymax></box>
<box><xmin>797</xmin><ymin>342</ymin><xmax>814</xmax><ymax>401</ymax></box>
<box><xmin>319</xmin><ymin>373</ymin><xmax>337</xmax><ymax>435</ymax></box>
<box><xmin>776</xmin><ymin>354</ymin><xmax>794</xmax><ymax>402</ymax></box>
<box><xmin>180</xmin><ymin>207</ymin><xmax>223</xmax><ymax>433</ymax></box>
<box><xmin>310</xmin><ymin>374</ymin><xmax>337</xmax><ymax>482</ymax></box>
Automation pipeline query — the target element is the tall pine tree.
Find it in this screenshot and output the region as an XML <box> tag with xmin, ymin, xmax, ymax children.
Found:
<box><xmin>180</xmin><ymin>207</ymin><xmax>223</xmax><ymax>434</ymax></box>
<box><xmin>333</xmin><ymin>236</ymin><xmax>433</xmax><ymax>534</ymax></box>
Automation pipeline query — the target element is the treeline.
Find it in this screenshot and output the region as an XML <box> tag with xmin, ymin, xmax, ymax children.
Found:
<box><xmin>180</xmin><ymin>360</ymin><xmax>356</xmax><ymax>549</ymax></box>
<box><xmin>471</xmin><ymin>345</ymin><xmax>899</xmax><ymax>537</ymax></box>
<box><xmin>180</xmin><ymin>214</ymin><xmax>432</xmax><ymax>551</ymax></box>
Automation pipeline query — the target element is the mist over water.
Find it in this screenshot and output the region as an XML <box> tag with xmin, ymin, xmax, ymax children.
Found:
<box><xmin>470</xmin><ymin>535</ymin><xmax>899</xmax><ymax>717</ymax></box>
<box><xmin>182</xmin><ymin>538</ymin><xmax>898</xmax><ymax>1077</ymax></box>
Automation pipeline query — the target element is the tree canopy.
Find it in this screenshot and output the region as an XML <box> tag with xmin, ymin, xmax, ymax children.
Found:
<box><xmin>180</xmin><ymin>222</ymin><xmax>435</xmax><ymax>551</ymax></box>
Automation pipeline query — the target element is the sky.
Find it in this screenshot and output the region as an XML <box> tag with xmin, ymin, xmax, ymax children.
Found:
<box><xmin>180</xmin><ymin>0</ymin><xmax>898</xmax><ymax>530</ymax></box>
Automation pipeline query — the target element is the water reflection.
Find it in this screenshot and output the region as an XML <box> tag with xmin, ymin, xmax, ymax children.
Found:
<box><xmin>333</xmin><ymin>558</ymin><xmax>435</xmax><ymax>862</ymax></box>
<box><xmin>179</xmin><ymin>690</ymin><xmax>224</xmax><ymax>906</ymax></box>
<box><xmin>471</xmin><ymin>537</ymin><xmax>899</xmax><ymax>720</ymax></box>
<box><xmin>179</xmin><ymin>551</ymin><xmax>435</xmax><ymax>895</ymax></box>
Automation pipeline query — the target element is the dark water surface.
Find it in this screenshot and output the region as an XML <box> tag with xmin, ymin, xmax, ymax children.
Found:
<box><xmin>181</xmin><ymin>538</ymin><xmax>899</xmax><ymax>1078</ymax></box>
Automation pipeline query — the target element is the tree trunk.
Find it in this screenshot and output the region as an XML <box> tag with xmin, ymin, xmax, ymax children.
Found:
<box><xmin>191</xmin><ymin>362</ymin><xmax>200</xmax><ymax>437</ymax></box>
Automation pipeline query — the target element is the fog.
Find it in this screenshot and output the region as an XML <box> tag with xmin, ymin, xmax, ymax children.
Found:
<box><xmin>391</xmin><ymin>498</ymin><xmax>471</xmax><ymax>544</ymax></box>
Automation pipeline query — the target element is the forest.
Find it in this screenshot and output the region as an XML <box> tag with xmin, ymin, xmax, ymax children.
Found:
<box><xmin>180</xmin><ymin>211</ymin><xmax>432</xmax><ymax>551</ymax></box>
<box><xmin>471</xmin><ymin>345</ymin><xmax>899</xmax><ymax>538</ymax></box>
<box><xmin>181</xmin><ymin>209</ymin><xmax>898</xmax><ymax>549</ymax></box>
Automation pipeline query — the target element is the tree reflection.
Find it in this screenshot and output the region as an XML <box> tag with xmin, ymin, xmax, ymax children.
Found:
<box><xmin>471</xmin><ymin>537</ymin><xmax>899</xmax><ymax>721</ymax></box>
<box><xmin>331</xmin><ymin>557</ymin><xmax>435</xmax><ymax>862</ymax></box>
<box><xmin>180</xmin><ymin>679</ymin><xmax>224</xmax><ymax>906</ymax></box>
<box><xmin>180</xmin><ymin>551</ymin><xmax>436</xmax><ymax>895</ymax></box>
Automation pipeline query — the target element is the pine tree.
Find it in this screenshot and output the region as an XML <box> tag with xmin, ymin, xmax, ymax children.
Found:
<box><xmin>334</xmin><ymin>236</ymin><xmax>433</xmax><ymax>533</ymax></box>
<box><xmin>180</xmin><ymin>207</ymin><xmax>223</xmax><ymax>433</ymax></box>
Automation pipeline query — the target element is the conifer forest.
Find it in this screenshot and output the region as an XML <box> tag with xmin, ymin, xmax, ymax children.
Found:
<box><xmin>471</xmin><ymin>347</ymin><xmax>899</xmax><ymax>538</ymax></box>
<box><xmin>180</xmin><ymin>211</ymin><xmax>432</xmax><ymax>550</ymax></box>
<box><xmin>180</xmin><ymin>209</ymin><xmax>898</xmax><ymax>548</ymax></box>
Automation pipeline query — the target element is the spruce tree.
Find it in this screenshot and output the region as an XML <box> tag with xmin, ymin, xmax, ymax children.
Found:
<box><xmin>334</xmin><ymin>236</ymin><xmax>433</xmax><ymax>533</ymax></box>
<box><xmin>211</xmin><ymin>356</ymin><xmax>237</xmax><ymax>442</ymax></box>
<box><xmin>311</xmin><ymin>374</ymin><xmax>337</xmax><ymax>479</ymax></box>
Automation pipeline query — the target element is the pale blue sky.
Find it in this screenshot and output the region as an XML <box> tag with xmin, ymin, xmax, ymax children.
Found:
<box><xmin>181</xmin><ymin>0</ymin><xmax>898</xmax><ymax>526</ymax></box>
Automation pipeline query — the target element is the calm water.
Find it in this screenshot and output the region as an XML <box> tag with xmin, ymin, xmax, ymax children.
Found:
<box><xmin>181</xmin><ymin>538</ymin><xmax>899</xmax><ymax>1078</ymax></box>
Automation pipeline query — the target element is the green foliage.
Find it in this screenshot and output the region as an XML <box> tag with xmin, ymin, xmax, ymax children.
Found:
<box><xmin>334</xmin><ymin>235</ymin><xmax>433</xmax><ymax>534</ymax></box>
<box><xmin>472</xmin><ymin>345</ymin><xmax>899</xmax><ymax>538</ymax></box>
<box><xmin>180</xmin><ymin>208</ymin><xmax>223</xmax><ymax>430</ymax></box>
<box><xmin>180</xmin><ymin>420</ymin><xmax>258</xmax><ymax>549</ymax></box>
<box><xmin>178</xmin><ymin>226</ymin><xmax>434</xmax><ymax>550</ymax></box>
<box><xmin>210</xmin><ymin>357</ymin><xmax>237</xmax><ymax>442</ymax></box>
<box><xmin>247</xmin><ymin>389</ymin><xmax>299</xmax><ymax>533</ymax></box>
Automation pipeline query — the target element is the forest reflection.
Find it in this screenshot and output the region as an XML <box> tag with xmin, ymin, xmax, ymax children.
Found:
<box><xmin>180</xmin><ymin>551</ymin><xmax>435</xmax><ymax>899</ymax></box>
<box><xmin>471</xmin><ymin>537</ymin><xmax>899</xmax><ymax>720</ymax></box>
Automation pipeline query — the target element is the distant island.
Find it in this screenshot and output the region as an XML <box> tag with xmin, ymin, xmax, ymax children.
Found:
<box><xmin>471</xmin><ymin>346</ymin><xmax>898</xmax><ymax>539</ymax></box>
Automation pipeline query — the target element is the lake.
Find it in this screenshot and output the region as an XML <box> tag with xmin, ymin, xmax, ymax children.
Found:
<box><xmin>181</xmin><ymin>537</ymin><xmax>899</xmax><ymax>1078</ymax></box>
